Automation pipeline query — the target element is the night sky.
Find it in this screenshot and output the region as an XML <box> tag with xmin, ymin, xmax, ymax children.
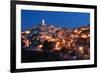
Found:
<box><xmin>21</xmin><ymin>10</ymin><xmax>90</xmax><ymax>31</ymax></box>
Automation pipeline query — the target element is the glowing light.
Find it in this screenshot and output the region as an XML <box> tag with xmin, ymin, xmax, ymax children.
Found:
<box><xmin>81</xmin><ymin>35</ymin><xmax>87</xmax><ymax>39</ymax></box>
<box><xmin>74</xmin><ymin>29</ymin><xmax>81</xmax><ymax>34</ymax></box>
<box><xmin>26</xmin><ymin>31</ymin><xmax>30</xmax><ymax>34</ymax></box>
<box><xmin>70</xmin><ymin>34</ymin><xmax>74</xmax><ymax>38</ymax></box>
<box><xmin>74</xmin><ymin>29</ymin><xmax>78</xmax><ymax>33</ymax></box>
<box><xmin>78</xmin><ymin>46</ymin><xmax>84</xmax><ymax>54</ymax></box>
<box><xmin>55</xmin><ymin>41</ymin><xmax>60</xmax><ymax>48</ymax></box>
<box><xmin>38</xmin><ymin>44</ymin><xmax>43</xmax><ymax>49</ymax></box>
<box><xmin>21</xmin><ymin>21</ymin><xmax>90</xmax><ymax>60</ymax></box>
<box><xmin>81</xmin><ymin>27</ymin><xmax>85</xmax><ymax>30</ymax></box>
<box><xmin>50</xmin><ymin>39</ymin><xmax>56</xmax><ymax>42</ymax></box>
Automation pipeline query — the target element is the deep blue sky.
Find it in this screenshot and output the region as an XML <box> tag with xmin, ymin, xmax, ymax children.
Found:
<box><xmin>21</xmin><ymin>10</ymin><xmax>90</xmax><ymax>31</ymax></box>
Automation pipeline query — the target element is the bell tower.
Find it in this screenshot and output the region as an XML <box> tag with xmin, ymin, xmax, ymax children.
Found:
<box><xmin>42</xmin><ymin>19</ymin><xmax>45</xmax><ymax>26</ymax></box>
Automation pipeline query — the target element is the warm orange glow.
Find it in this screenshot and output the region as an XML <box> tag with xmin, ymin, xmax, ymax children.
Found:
<box><xmin>74</xmin><ymin>29</ymin><xmax>81</xmax><ymax>34</ymax></box>
<box><xmin>21</xmin><ymin>23</ymin><xmax>90</xmax><ymax>60</ymax></box>
<box><xmin>81</xmin><ymin>27</ymin><xmax>86</xmax><ymax>30</ymax></box>
<box><xmin>53</xmin><ymin>41</ymin><xmax>62</xmax><ymax>51</ymax></box>
<box><xmin>78</xmin><ymin>46</ymin><xmax>84</xmax><ymax>54</ymax></box>
<box><xmin>74</xmin><ymin>29</ymin><xmax>78</xmax><ymax>33</ymax></box>
<box><xmin>38</xmin><ymin>44</ymin><xmax>43</xmax><ymax>49</ymax></box>
<box><xmin>21</xmin><ymin>21</ymin><xmax>90</xmax><ymax>61</ymax></box>
<box><xmin>70</xmin><ymin>34</ymin><xmax>74</xmax><ymax>38</ymax></box>
<box><xmin>81</xmin><ymin>35</ymin><xmax>87</xmax><ymax>39</ymax></box>
<box><xmin>55</xmin><ymin>41</ymin><xmax>60</xmax><ymax>48</ymax></box>
<box><xmin>50</xmin><ymin>39</ymin><xmax>56</xmax><ymax>42</ymax></box>
<box><xmin>54</xmin><ymin>47</ymin><xmax>61</xmax><ymax>51</ymax></box>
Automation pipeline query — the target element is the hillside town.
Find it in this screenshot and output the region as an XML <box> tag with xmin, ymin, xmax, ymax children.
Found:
<box><xmin>21</xmin><ymin>19</ymin><xmax>90</xmax><ymax>62</ymax></box>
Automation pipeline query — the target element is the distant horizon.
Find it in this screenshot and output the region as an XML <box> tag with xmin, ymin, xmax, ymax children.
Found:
<box><xmin>21</xmin><ymin>10</ymin><xmax>90</xmax><ymax>31</ymax></box>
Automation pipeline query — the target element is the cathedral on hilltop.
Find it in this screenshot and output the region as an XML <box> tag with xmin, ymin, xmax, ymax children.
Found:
<box><xmin>21</xmin><ymin>18</ymin><xmax>90</xmax><ymax>62</ymax></box>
